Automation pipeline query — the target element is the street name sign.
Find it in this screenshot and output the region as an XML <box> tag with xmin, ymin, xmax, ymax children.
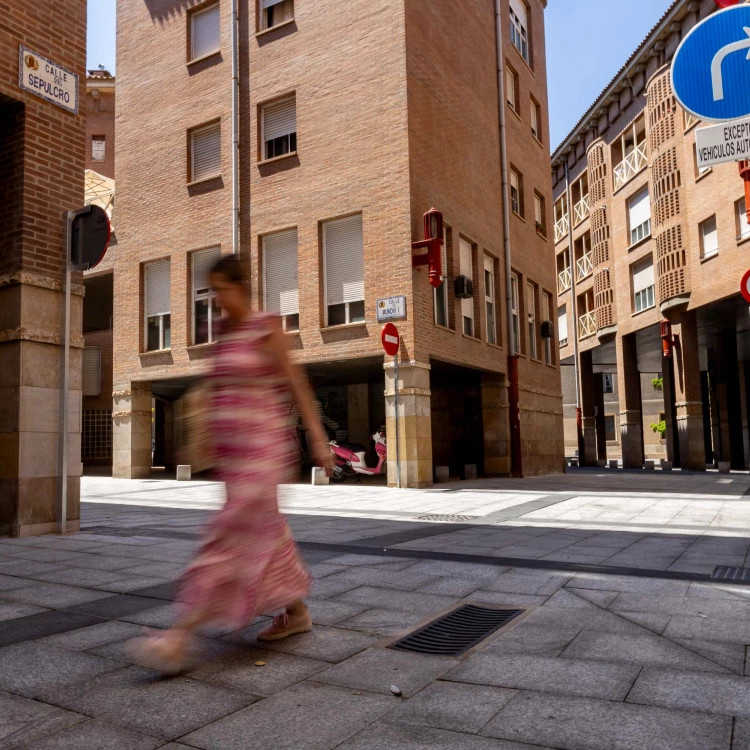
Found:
<box><xmin>695</xmin><ymin>117</ymin><xmax>750</xmax><ymax>168</ymax></box>
<box><xmin>672</xmin><ymin>5</ymin><xmax>750</xmax><ymax>122</ymax></box>
<box><xmin>376</xmin><ymin>295</ymin><xmax>406</xmax><ymax>322</ymax></box>
<box><xmin>18</xmin><ymin>46</ymin><xmax>79</xmax><ymax>114</ymax></box>
<box><xmin>742</xmin><ymin>269</ymin><xmax>750</xmax><ymax>304</ymax></box>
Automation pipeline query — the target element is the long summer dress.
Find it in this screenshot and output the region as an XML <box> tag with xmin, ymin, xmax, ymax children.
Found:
<box><xmin>177</xmin><ymin>313</ymin><xmax>311</xmax><ymax>629</ymax></box>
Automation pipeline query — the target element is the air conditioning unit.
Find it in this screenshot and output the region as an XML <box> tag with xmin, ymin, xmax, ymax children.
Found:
<box><xmin>541</xmin><ymin>320</ymin><xmax>553</xmax><ymax>339</ymax></box>
<box><xmin>454</xmin><ymin>275</ymin><xmax>473</xmax><ymax>299</ymax></box>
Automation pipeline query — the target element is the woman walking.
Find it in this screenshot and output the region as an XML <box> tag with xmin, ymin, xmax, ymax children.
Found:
<box><xmin>134</xmin><ymin>256</ymin><xmax>333</xmax><ymax>672</ymax></box>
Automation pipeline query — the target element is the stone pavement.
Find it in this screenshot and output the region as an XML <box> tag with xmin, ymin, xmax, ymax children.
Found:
<box><xmin>1</xmin><ymin>468</ymin><xmax>750</xmax><ymax>748</ymax></box>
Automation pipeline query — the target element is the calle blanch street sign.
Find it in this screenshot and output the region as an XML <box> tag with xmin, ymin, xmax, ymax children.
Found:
<box><xmin>376</xmin><ymin>295</ymin><xmax>406</xmax><ymax>322</ymax></box>
<box><xmin>672</xmin><ymin>5</ymin><xmax>750</xmax><ymax>122</ymax></box>
<box><xmin>695</xmin><ymin>117</ymin><xmax>750</xmax><ymax>168</ymax></box>
<box><xmin>18</xmin><ymin>46</ymin><xmax>79</xmax><ymax>114</ymax></box>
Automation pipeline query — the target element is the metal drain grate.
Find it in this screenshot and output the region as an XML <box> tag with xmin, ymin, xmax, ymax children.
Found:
<box><xmin>390</xmin><ymin>604</ymin><xmax>524</xmax><ymax>656</ymax></box>
<box><xmin>712</xmin><ymin>566</ymin><xmax>750</xmax><ymax>581</ymax></box>
<box><xmin>416</xmin><ymin>514</ymin><xmax>480</xmax><ymax>522</ymax></box>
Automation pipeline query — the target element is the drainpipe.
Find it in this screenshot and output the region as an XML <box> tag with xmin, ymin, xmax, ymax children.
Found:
<box><xmin>564</xmin><ymin>162</ymin><xmax>584</xmax><ymax>462</ymax></box>
<box><xmin>493</xmin><ymin>0</ymin><xmax>522</xmax><ymax>478</ymax></box>
<box><xmin>231</xmin><ymin>0</ymin><xmax>240</xmax><ymax>255</ymax></box>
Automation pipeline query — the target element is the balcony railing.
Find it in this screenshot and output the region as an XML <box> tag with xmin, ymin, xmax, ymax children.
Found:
<box><xmin>576</xmin><ymin>252</ymin><xmax>593</xmax><ymax>281</ymax></box>
<box><xmin>578</xmin><ymin>311</ymin><xmax>596</xmax><ymax>339</ymax></box>
<box><xmin>554</xmin><ymin>214</ymin><xmax>569</xmax><ymax>244</ymax></box>
<box><xmin>573</xmin><ymin>195</ymin><xmax>590</xmax><ymax>225</ymax></box>
<box><xmin>613</xmin><ymin>143</ymin><xmax>647</xmax><ymax>191</ymax></box>
<box><xmin>684</xmin><ymin>110</ymin><xmax>699</xmax><ymax>131</ymax></box>
<box><xmin>557</xmin><ymin>267</ymin><xmax>572</xmax><ymax>294</ymax></box>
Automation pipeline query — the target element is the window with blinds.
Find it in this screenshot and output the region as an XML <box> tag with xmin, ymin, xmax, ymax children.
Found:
<box><xmin>527</xmin><ymin>281</ymin><xmax>537</xmax><ymax>359</ymax></box>
<box><xmin>632</xmin><ymin>255</ymin><xmax>655</xmax><ymax>313</ymax></box>
<box><xmin>261</xmin><ymin>0</ymin><xmax>294</xmax><ymax>30</ymax></box>
<box><xmin>506</xmin><ymin>66</ymin><xmax>517</xmax><ymax>112</ymax></box>
<box><xmin>264</xmin><ymin>229</ymin><xmax>299</xmax><ymax>332</ymax></box>
<box><xmin>510</xmin><ymin>168</ymin><xmax>523</xmax><ymax>216</ymax></box>
<box><xmin>91</xmin><ymin>136</ymin><xmax>105</xmax><ymax>161</ymax></box>
<box><xmin>82</xmin><ymin>347</ymin><xmax>101</xmax><ymax>397</ymax></box>
<box><xmin>534</xmin><ymin>191</ymin><xmax>545</xmax><ymax>235</ymax></box>
<box><xmin>262</xmin><ymin>98</ymin><xmax>297</xmax><ymax>160</ymax></box>
<box><xmin>191</xmin><ymin>3</ymin><xmax>220</xmax><ymax>61</ymax></box>
<box><xmin>510</xmin><ymin>274</ymin><xmax>520</xmax><ymax>354</ymax></box>
<box><xmin>700</xmin><ymin>215</ymin><xmax>718</xmax><ymax>259</ymax></box>
<box><xmin>531</xmin><ymin>98</ymin><xmax>541</xmax><ymax>141</ymax></box>
<box><xmin>459</xmin><ymin>237</ymin><xmax>474</xmax><ymax>337</ymax></box>
<box><xmin>190</xmin><ymin>121</ymin><xmax>221</xmax><ymax>182</ymax></box>
<box><xmin>324</xmin><ymin>215</ymin><xmax>365</xmax><ymax>326</ymax></box>
<box><xmin>737</xmin><ymin>199</ymin><xmax>750</xmax><ymax>240</ymax></box>
<box><xmin>542</xmin><ymin>291</ymin><xmax>552</xmax><ymax>365</ymax></box>
<box><xmin>192</xmin><ymin>247</ymin><xmax>222</xmax><ymax>345</ymax></box>
<box><xmin>434</xmin><ymin>226</ymin><xmax>449</xmax><ymax>328</ymax></box>
<box><xmin>484</xmin><ymin>255</ymin><xmax>496</xmax><ymax>345</ymax></box>
<box><xmin>145</xmin><ymin>259</ymin><xmax>171</xmax><ymax>351</ymax></box>
<box><xmin>510</xmin><ymin>0</ymin><xmax>529</xmax><ymax>63</ymax></box>
<box><xmin>628</xmin><ymin>187</ymin><xmax>651</xmax><ymax>246</ymax></box>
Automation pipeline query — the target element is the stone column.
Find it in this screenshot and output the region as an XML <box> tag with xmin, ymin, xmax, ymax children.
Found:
<box><xmin>717</xmin><ymin>332</ymin><xmax>745</xmax><ymax>470</ymax></box>
<box><xmin>616</xmin><ymin>333</ymin><xmax>644</xmax><ymax>469</ymax></box>
<box><xmin>579</xmin><ymin>351</ymin><xmax>598</xmax><ymax>465</ymax></box>
<box><xmin>385</xmin><ymin>360</ymin><xmax>432</xmax><ymax>488</ymax></box>
<box><xmin>164</xmin><ymin>401</ymin><xmax>175</xmax><ymax>470</ymax></box>
<box><xmin>481</xmin><ymin>373</ymin><xmax>510</xmax><ymax>476</ymax></box>
<box><xmin>593</xmin><ymin>373</ymin><xmax>607</xmax><ymax>463</ymax></box>
<box><xmin>112</xmin><ymin>381</ymin><xmax>152</xmax><ymax>479</ymax></box>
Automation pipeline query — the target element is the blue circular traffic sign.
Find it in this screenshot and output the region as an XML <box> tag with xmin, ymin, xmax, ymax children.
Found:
<box><xmin>673</xmin><ymin>5</ymin><xmax>750</xmax><ymax>122</ymax></box>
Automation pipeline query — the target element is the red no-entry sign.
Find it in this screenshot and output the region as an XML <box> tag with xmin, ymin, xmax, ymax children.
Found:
<box><xmin>715</xmin><ymin>0</ymin><xmax>740</xmax><ymax>7</ymax></box>
<box><xmin>381</xmin><ymin>323</ymin><xmax>400</xmax><ymax>357</ymax></box>
<box><xmin>741</xmin><ymin>269</ymin><xmax>750</xmax><ymax>304</ymax></box>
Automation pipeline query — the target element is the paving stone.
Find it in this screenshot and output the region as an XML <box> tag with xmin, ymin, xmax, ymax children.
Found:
<box><xmin>481</xmin><ymin>691</ymin><xmax>732</xmax><ymax>750</ymax></box>
<box><xmin>467</xmin><ymin>591</ymin><xmax>549</xmax><ymax>608</ymax></box>
<box><xmin>0</xmin><ymin>574</ymin><xmax>32</xmax><ymax>592</ymax></box>
<box><xmin>566</xmin><ymin>574</ymin><xmax>690</xmax><ymax>596</ymax></box>
<box><xmin>687</xmin><ymin>582</ymin><xmax>750</xmax><ymax>600</ymax></box>
<box><xmin>388</xmin><ymin>681</ymin><xmax>518</xmax><ymax>734</ymax></box>
<box><xmin>68</xmin><ymin>594</ymin><xmax>166</xmax><ymax>620</ymax></box>
<box><xmin>34</xmin><ymin>567</ymin><xmax>132</xmax><ymax>588</ymax></box>
<box><xmin>35</xmin><ymin>665</ymin><xmax>254</xmax><ymax>741</ymax></box>
<box><xmin>92</xmin><ymin>576</ymin><xmax>174</xmax><ymax>594</ymax></box>
<box><xmin>543</xmin><ymin>589</ymin><xmax>608</xmax><ymax>609</ymax></box>
<box><xmin>310</xmin><ymin>576</ymin><xmax>371</xmax><ymax>600</ymax></box>
<box><xmin>609</xmin><ymin>593</ymin><xmax>750</xmax><ymax>618</ymax></box>
<box><xmin>0</xmin><ymin>547</ymin><xmax>89</xmax><ymax>564</ymax></box>
<box><xmin>523</xmin><ymin>606</ymin><xmax>662</xmax><ymax>636</ymax></box>
<box><xmin>118</xmin><ymin>603</ymin><xmax>178</xmax><ymax>628</ymax></box>
<box><xmin>320</xmin><ymin>567</ymin><xmax>439</xmax><ymax>592</ymax></box>
<box><xmin>305</xmin><ymin>598</ymin><xmax>369</xmax><ymax>626</ymax></box>
<box><xmin>337</xmin><ymin>607</ymin><xmax>435</xmax><ymax>638</ymax></box>
<box><xmin>38</xmin><ymin>620</ymin><xmax>144</xmax><ymax>651</ymax></box>
<box><xmin>0</xmin><ymin>689</ymin><xmax>87</xmax><ymax>748</ymax></box>
<box><xmin>484</xmin><ymin>624</ymin><xmax>582</xmax><ymax>657</ymax></box>
<box><xmin>446</xmin><ymin>653</ymin><xmax>639</xmax><ymax>700</ymax></box>
<box><xmin>627</xmin><ymin>667</ymin><xmax>750</xmax><ymax>717</ymax></box>
<box><xmin>732</xmin><ymin>718</ymin><xmax>750</xmax><ymax>750</ymax></box>
<box><xmin>326</xmin><ymin>554</ymin><xmax>415</xmax><ymax>566</ymax></box>
<box><xmin>181</xmin><ymin>681</ymin><xmax>393</xmax><ymax>750</ymax></box>
<box><xmin>664</xmin><ymin>615</ymin><xmax>750</xmax><ymax>643</ymax></box>
<box><xmin>672</xmin><ymin>638</ymin><xmax>745</xmax><ymax>674</ymax></box>
<box><xmin>0</xmin><ymin>560</ymin><xmax>64</xmax><ymax>578</ymax></box>
<box><xmin>416</xmin><ymin>577</ymin><xmax>485</xmax><ymax>597</ymax></box>
<box><xmin>68</xmin><ymin>555</ymin><xmax>147</xmax><ymax>572</ymax></box>
<box><xmin>0</xmin><ymin>642</ymin><xmax>121</xmax><ymax>698</ymax></box>
<box><xmin>0</xmin><ymin>609</ymin><xmax>103</xmax><ymax>648</ymax></box>
<box><xmin>18</xmin><ymin>719</ymin><xmax>165</xmax><ymax>750</ymax></box>
<box><xmin>484</xmin><ymin>571</ymin><xmax>572</xmax><ymax>596</ymax></box>
<box><xmin>405</xmin><ymin>560</ymin><xmax>506</xmax><ymax>580</ymax></box>
<box><xmin>91</xmin><ymin>634</ymin><xmax>229</xmax><ymax>668</ymax></box>
<box><xmin>614</xmin><ymin>611</ymin><xmax>671</xmax><ymax>634</ymax></box>
<box><xmin>315</xmin><ymin>647</ymin><xmax>458</xmax><ymax>697</ymax></box>
<box><xmin>108</xmin><ymin>562</ymin><xmax>185</xmax><ymax>579</ymax></box>
<box><xmin>333</xmin><ymin>585</ymin><xmax>459</xmax><ymax>613</ymax></box>
<box><xmin>0</xmin><ymin>601</ymin><xmax>47</xmax><ymax>622</ymax></box>
<box><xmin>308</xmin><ymin>563</ymin><xmax>348</xmax><ymax>579</ymax></box>
<box><xmin>0</xmin><ymin>581</ymin><xmax>112</xmax><ymax>608</ymax></box>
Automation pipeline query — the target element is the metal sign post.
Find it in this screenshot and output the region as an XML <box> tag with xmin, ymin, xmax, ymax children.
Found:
<box><xmin>381</xmin><ymin>323</ymin><xmax>401</xmax><ymax>488</ymax></box>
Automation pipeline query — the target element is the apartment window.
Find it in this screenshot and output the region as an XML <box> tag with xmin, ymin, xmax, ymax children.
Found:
<box><xmin>602</xmin><ymin>373</ymin><xmax>614</xmax><ymax>394</ymax></box>
<box><xmin>700</xmin><ymin>215</ymin><xmax>718</xmax><ymax>259</ymax></box>
<box><xmin>736</xmin><ymin>198</ymin><xmax>750</xmax><ymax>240</ymax></box>
<box><xmin>509</xmin><ymin>0</ymin><xmax>529</xmax><ymax>63</ymax></box>
<box><xmin>264</xmin><ymin>229</ymin><xmax>299</xmax><ymax>332</ymax></box>
<box><xmin>693</xmin><ymin>143</ymin><xmax>710</xmax><ymax>178</ymax></box>
<box><xmin>531</xmin><ymin>97</ymin><xmax>542</xmax><ymax>142</ymax></box>
<box><xmin>324</xmin><ymin>215</ymin><xmax>365</xmax><ymax>326</ymax></box>
<box><xmin>557</xmin><ymin>304</ymin><xmax>568</xmax><ymax>348</ymax></box>
<box><xmin>534</xmin><ymin>191</ymin><xmax>545</xmax><ymax>236</ymax></box>
<box><xmin>262</xmin><ymin>98</ymin><xmax>296</xmax><ymax>160</ymax></box>
<box><xmin>192</xmin><ymin>247</ymin><xmax>222</xmax><ymax>345</ymax></box>
<box><xmin>91</xmin><ymin>136</ymin><xmax>105</xmax><ymax>161</ymax></box>
<box><xmin>484</xmin><ymin>255</ymin><xmax>496</xmax><ymax>345</ymax></box>
<box><xmin>510</xmin><ymin>273</ymin><xmax>520</xmax><ymax>354</ymax></box>
<box><xmin>434</xmin><ymin>226</ymin><xmax>449</xmax><ymax>328</ymax></box>
<box><xmin>82</xmin><ymin>347</ymin><xmax>101</xmax><ymax>397</ymax></box>
<box><xmin>190</xmin><ymin>121</ymin><xmax>221</xmax><ymax>182</ymax></box>
<box><xmin>632</xmin><ymin>255</ymin><xmax>655</xmax><ymax>314</ymax></box>
<box><xmin>261</xmin><ymin>0</ymin><xmax>293</xmax><ymax>30</ymax></box>
<box><xmin>145</xmin><ymin>260</ymin><xmax>171</xmax><ymax>351</ymax></box>
<box><xmin>506</xmin><ymin>65</ymin><xmax>518</xmax><ymax>113</ymax></box>
<box><xmin>190</xmin><ymin>3</ymin><xmax>220</xmax><ymax>60</ymax></box>
<box><xmin>627</xmin><ymin>186</ymin><xmax>651</xmax><ymax>246</ymax></box>
<box><xmin>605</xmin><ymin>415</ymin><xmax>617</xmax><ymax>442</ymax></box>
<box><xmin>459</xmin><ymin>238</ymin><xmax>474</xmax><ymax>337</ymax></box>
<box><xmin>612</xmin><ymin>116</ymin><xmax>647</xmax><ymax>191</ymax></box>
<box><xmin>510</xmin><ymin>168</ymin><xmax>523</xmax><ymax>217</ymax></box>
<box><xmin>527</xmin><ymin>282</ymin><xmax>537</xmax><ymax>359</ymax></box>
<box><xmin>542</xmin><ymin>291</ymin><xmax>552</xmax><ymax>365</ymax></box>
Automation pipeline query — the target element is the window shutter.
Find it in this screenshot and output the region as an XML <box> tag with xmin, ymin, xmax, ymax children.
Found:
<box><xmin>92</xmin><ymin>138</ymin><xmax>105</xmax><ymax>160</ymax></box>
<box><xmin>558</xmin><ymin>306</ymin><xmax>568</xmax><ymax>342</ymax></box>
<box><xmin>534</xmin><ymin>195</ymin><xmax>542</xmax><ymax>224</ymax></box>
<box><xmin>324</xmin><ymin>215</ymin><xmax>364</xmax><ymax>306</ymax></box>
<box><xmin>264</xmin><ymin>229</ymin><xmax>299</xmax><ymax>315</ymax></box>
<box><xmin>192</xmin><ymin>3</ymin><xmax>220</xmax><ymax>60</ymax></box>
<box><xmin>484</xmin><ymin>254</ymin><xmax>493</xmax><ymax>275</ymax></box>
<box><xmin>510</xmin><ymin>170</ymin><xmax>519</xmax><ymax>192</ymax></box>
<box><xmin>261</xmin><ymin>0</ymin><xmax>284</xmax><ymax>7</ymax></box>
<box><xmin>632</xmin><ymin>256</ymin><xmax>654</xmax><ymax>293</ymax></box>
<box><xmin>527</xmin><ymin>282</ymin><xmax>535</xmax><ymax>318</ymax></box>
<box><xmin>192</xmin><ymin>123</ymin><xmax>221</xmax><ymax>182</ymax></box>
<box><xmin>531</xmin><ymin>101</ymin><xmax>538</xmax><ymax>134</ymax></box>
<box><xmin>628</xmin><ymin>187</ymin><xmax>650</xmax><ymax>228</ymax></box>
<box><xmin>541</xmin><ymin>291</ymin><xmax>550</xmax><ymax>322</ymax></box>
<box><xmin>510</xmin><ymin>0</ymin><xmax>528</xmax><ymax>27</ymax></box>
<box><xmin>459</xmin><ymin>238</ymin><xmax>473</xmax><ymax>321</ymax></box>
<box><xmin>702</xmin><ymin>216</ymin><xmax>718</xmax><ymax>255</ymax></box>
<box><xmin>263</xmin><ymin>99</ymin><xmax>296</xmax><ymax>143</ymax></box>
<box><xmin>506</xmin><ymin>68</ymin><xmax>516</xmax><ymax>110</ymax></box>
<box><xmin>146</xmin><ymin>260</ymin><xmax>171</xmax><ymax>317</ymax></box>
<box><xmin>193</xmin><ymin>247</ymin><xmax>221</xmax><ymax>295</ymax></box>
<box><xmin>82</xmin><ymin>347</ymin><xmax>101</xmax><ymax>397</ymax></box>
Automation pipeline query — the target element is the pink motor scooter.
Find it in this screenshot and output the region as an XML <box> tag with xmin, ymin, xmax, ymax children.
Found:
<box><xmin>330</xmin><ymin>427</ymin><xmax>387</xmax><ymax>483</ymax></box>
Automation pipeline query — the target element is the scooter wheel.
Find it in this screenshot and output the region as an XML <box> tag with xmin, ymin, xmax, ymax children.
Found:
<box><xmin>330</xmin><ymin>467</ymin><xmax>347</xmax><ymax>483</ymax></box>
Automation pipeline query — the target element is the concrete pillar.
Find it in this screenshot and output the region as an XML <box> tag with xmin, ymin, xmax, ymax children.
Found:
<box><xmin>663</xmin><ymin>355</ymin><xmax>680</xmax><ymax>468</ymax></box>
<box><xmin>481</xmin><ymin>373</ymin><xmax>510</xmax><ymax>476</ymax></box>
<box><xmin>579</xmin><ymin>351</ymin><xmax>598</xmax><ymax>466</ymax></box>
<box><xmin>616</xmin><ymin>334</ymin><xmax>644</xmax><ymax>469</ymax></box>
<box><xmin>716</xmin><ymin>332</ymin><xmax>745</xmax><ymax>470</ymax></box>
<box><xmin>112</xmin><ymin>381</ymin><xmax>152</xmax><ymax>479</ymax></box>
<box><xmin>671</xmin><ymin>311</ymin><xmax>705</xmax><ymax>471</ymax></box>
<box><xmin>593</xmin><ymin>373</ymin><xmax>607</xmax><ymax>463</ymax></box>
<box><xmin>347</xmin><ymin>384</ymin><xmax>370</xmax><ymax>447</ymax></box>
<box><xmin>742</xmin><ymin>362</ymin><xmax>750</xmax><ymax>468</ymax></box>
<box><xmin>164</xmin><ymin>401</ymin><xmax>175</xmax><ymax>470</ymax></box>
<box><xmin>153</xmin><ymin>398</ymin><xmax>166</xmax><ymax>467</ymax></box>
<box><xmin>385</xmin><ymin>360</ymin><xmax>432</xmax><ymax>488</ymax></box>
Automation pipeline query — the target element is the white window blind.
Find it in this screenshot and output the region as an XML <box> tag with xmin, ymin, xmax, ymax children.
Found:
<box><xmin>541</xmin><ymin>291</ymin><xmax>550</xmax><ymax>322</ymax></box>
<box><xmin>261</xmin><ymin>0</ymin><xmax>284</xmax><ymax>7</ymax></box>
<box><xmin>527</xmin><ymin>282</ymin><xmax>535</xmax><ymax>317</ymax></box>
<box><xmin>535</xmin><ymin>194</ymin><xmax>542</xmax><ymax>224</ymax></box>
<box><xmin>483</xmin><ymin>254</ymin><xmax>494</xmax><ymax>275</ymax></box>
<box><xmin>82</xmin><ymin>347</ymin><xmax>101</xmax><ymax>397</ymax></box>
<box><xmin>510</xmin><ymin>170</ymin><xmax>519</xmax><ymax>192</ymax></box>
<box><xmin>702</xmin><ymin>216</ymin><xmax>718</xmax><ymax>257</ymax></box>
<box><xmin>531</xmin><ymin>101</ymin><xmax>539</xmax><ymax>137</ymax></box>
<box><xmin>459</xmin><ymin>238</ymin><xmax>473</xmax><ymax>322</ymax></box>
<box><xmin>191</xmin><ymin>122</ymin><xmax>221</xmax><ymax>182</ymax></box>
<box><xmin>558</xmin><ymin>306</ymin><xmax>568</xmax><ymax>342</ymax></box>
<box><xmin>506</xmin><ymin>68</ymin><xmax>516</xmax><ymax>110</ymax></box>
<box><xmin>191</xmin><ymin>3</ymin><xmax>220</xmax><ymax>60</ymax></box>
<box><xmin>264</xmin><ymin>229</ymin><xmax>299</xmax><ymax>316</ymax></box>
<box><xmin>92</xmin><ymin>137</ymin><xmax>105</xmax><ymax>161</ymax></box>
<box><xmin>628</xmin><ymin>187</ymin><xmax>650</xmax><ymax>230</ymax></box>
<box><xmin>324</xmin><ymin>215</ymin><xmax>364</xmax><ymax>306</ymax></box>
<box><xmin>510</xmin><ymin>0</ymin><xmax>528</xmax><ymax>28</ymax></box>
<box><xmin>193</xmin><ymin>247</ymin><xmax>221</xmax><ymax>294</ymax></box>
<box><xmin>632</xmin><ymin>256</ymin><xmax>654</xmax><ymax>293</ymax></box>
<box><xmin>263</xmin><ymin>99</ymin><xmax>296</xmax><ymax>143</ymax></box>
<box><xmin>145</xmin><ymin>260</ymin><xmax>171</xmax><ymax>317</ymax></box>
<box><xmin>739</xmin><ymin>199</ymin><xmax>750</xmax><ymax>239</ymax></box>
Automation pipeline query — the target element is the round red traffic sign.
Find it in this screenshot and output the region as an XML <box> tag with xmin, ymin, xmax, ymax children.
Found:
<box><xmin>381</xmin><ymin>323</ymin><xmax>400</xmax><ymax>357</ymax></box>
<box><xmin>742</xmin><ymin>269</ymin><xmax>750</xmax><ymax>304</ymax></box>
<box><xmin>715</xmin><ymin>0</ymin><xmax>740</xmax><ymax>7</ymax></box>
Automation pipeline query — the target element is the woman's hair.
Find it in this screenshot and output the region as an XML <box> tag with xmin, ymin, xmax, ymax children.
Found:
<box><xmin>210</xmin><ymin>255</ymin><xmax>249</xmax><ymax>289</ymax></box>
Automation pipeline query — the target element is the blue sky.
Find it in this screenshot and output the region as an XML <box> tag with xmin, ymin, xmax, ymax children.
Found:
<box><xmin>85</xmin><ymin>0</ymin><xmax>673</xmax><ymax>150</ymax></box>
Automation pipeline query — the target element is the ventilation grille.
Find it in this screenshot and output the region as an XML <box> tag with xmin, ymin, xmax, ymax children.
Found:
<box><xmin>416</xmin><ymin>514</ymin><xmax>480</xmax><ymax>523</ymax></box>
<box><xmin>712</xmin><ymin>566</ymin><xmax>750</xmax><ymax>582</ymax></box>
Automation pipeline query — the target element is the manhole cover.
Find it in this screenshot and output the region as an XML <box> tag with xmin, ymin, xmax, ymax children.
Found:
<box><xmin>712</xmin><ymin>566</ymin><xmax>750</xmax><ymax>581</ymax></box>
<box><xmin>390</xmin><ymin>604</ymin><xmax>524</xmax><ymax>656</ymax></box>
<box><xmin>416</xmin><ymin>514</ymin><xmax>480</xmax><ymax>522</ymax></box>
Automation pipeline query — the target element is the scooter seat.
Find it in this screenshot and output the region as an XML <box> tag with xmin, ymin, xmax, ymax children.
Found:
<box><xmin>339</xmin><ymin>442</ymin><xmax>367</xmax><ymax>454</ymax></box>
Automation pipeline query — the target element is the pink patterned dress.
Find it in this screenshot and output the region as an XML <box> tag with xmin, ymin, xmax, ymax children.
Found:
<box><xmin>177</xmin><ymin>313</ymin><xmax>311</xmax><ymax>628</ymax></box>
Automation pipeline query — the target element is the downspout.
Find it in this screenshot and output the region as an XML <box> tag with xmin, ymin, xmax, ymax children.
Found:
<box><xmin>564</xmin><ymin>162</ymin><xmax>584</xmax><ymax>462</ymax></box>
<box><xmin>231</xmin><ymin>0</ymin><xmax>240</xmax><ymax>255</ymax></box>
<box><xmin>494</xmin><ymin>0</ymin><xmax>522</xmax><ymax>477</ymax></box>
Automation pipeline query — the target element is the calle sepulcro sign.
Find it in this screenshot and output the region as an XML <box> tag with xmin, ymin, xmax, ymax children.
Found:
<box><xmin>18</xmin><ymin>46</ymin><xmax>79</xmax><ymax>114</ymax></box>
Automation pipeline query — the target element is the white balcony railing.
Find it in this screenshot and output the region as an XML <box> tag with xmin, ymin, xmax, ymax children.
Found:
<box><xmin>578</xmin><ymin>312</ymin><xmax>596</xmax><ymax>339</ymax></box>
<box><xmin>684</xmin><ymin>110</ymin><xmax>699</xmax><ymax>131</ymax></box>
<box><xmin>613</xmin><ymin>143</ymin><xmax>647</xmax><ymax>191</ymax></box>
<box><xmin>554</xmin><ymin>214</ymin><xmax>569</xmax><ymax>244</ymax></box>
<box><xmin>576</xmin><ymin>252</ymin><xmax>593</xmax><ymax>281</ymax></box>
<box><xmin>573</xmin><ymin>195</ymin><xmax>590</xmax><ymax>225</ymax></box>
<box><xmin>557</xmin><ymin>267</ymin><xmax>572</xmax><ymax>294</ymax></box>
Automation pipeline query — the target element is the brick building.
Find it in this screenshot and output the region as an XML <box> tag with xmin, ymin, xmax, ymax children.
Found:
<box><xmin>553</xmin><ymin>0</ymin><xmax>750</xmax><ymax>471</ymax></box>
<box><xmin>114</xmin><ymin>0</ymin><xmax>562</xmax><ymax>486</ymax></box>
<box><xmin>0</xmin><ymin>0</ymin><xmax>87</xmax><ymax>535</ymax></box>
